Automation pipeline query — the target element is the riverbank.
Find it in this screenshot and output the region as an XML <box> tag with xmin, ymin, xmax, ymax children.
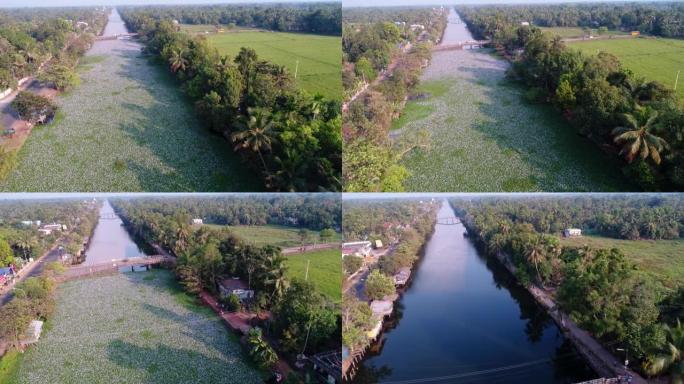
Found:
<box><xmin>0</xmin><ymin>9</ymin><xmax>257</xmax><ymax>192</ymax></box>
<box><xmin>396</xmin><ymin>9</ymin><xmax>631</xmax><ymax>192</ymax></box>
<box><xmin>13</xmin><ymin>270</ymin><xmax>263</xmax><ymax>384</ymax></box>
<box><xmin>457</xmin><ymin>210</ymin><xmax>646</xmax><ymax>383</ymax></box>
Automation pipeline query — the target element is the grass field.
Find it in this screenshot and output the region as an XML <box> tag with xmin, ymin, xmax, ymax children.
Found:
<box><xmin>204</xmin><ymin>224</ymin><xmax>341</xmax><ymax>248</ymax></box>
<box><xmin>0</xmin><ymin>350</ymin><xmax>21</xmax><ymax>384</ymax></box>
<box><xmin>204</xmin><ymin>30</ymin><xmax>341</xmax><ymax>100</ymax></box>
<box><xmin>0</xmin><ymin>39</ymin><xmax>259</xmax><ymax>192</ymax></box>
<box><xmin>569</xmin><ymin>37</ymin><xmax>684</xmax><ymax>99</ymax></box>
<box><xmin>560</xmin><ymin>235</ymin><xmax>684</xmax><ymax>289</ymax></box>
<box><xmin>540</xmin><ymin>27</ymin><xmax>629</xmax><ymax>39</ymax></box>
<box><xmin>284</xmin><ymin>249</ymin><xmax>341</xmax><ymax>301</ymax></box>
<box><xmin>396</xmin><ymin>49</ymin><xmax>633</xmax><ymax>192</ymax></box>
<box><xmin>14</xmin><ymin>269</ymin><xmax>262</xmax><ymax>384</ymax></box>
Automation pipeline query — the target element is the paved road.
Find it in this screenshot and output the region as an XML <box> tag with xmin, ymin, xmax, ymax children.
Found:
<box><xmin>0</xmin><ymin>243</ymin><xmax>63</xmax><ymax>305</ymax></box>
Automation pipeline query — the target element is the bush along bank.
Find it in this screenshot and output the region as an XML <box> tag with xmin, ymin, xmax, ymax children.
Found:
<box><xmin>118</xmin><ymin>12</ymin><xmax>341</xmax><ymax>192</ymax></box>
<box><xmin>457</xmin><ymin>8</ymin><xmax>684</xmax><ymax>191</ymax></box>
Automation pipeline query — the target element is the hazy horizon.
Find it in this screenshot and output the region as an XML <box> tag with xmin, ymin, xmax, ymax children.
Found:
<box><xmin>343</xmin><ymin>0</ymin><xmax>674</xmax><ymax>7</ymax></box>
<box><xmin>0</xmin><ymin>0</ymin><xmax>335</xmax><ymax>8</ymax></box>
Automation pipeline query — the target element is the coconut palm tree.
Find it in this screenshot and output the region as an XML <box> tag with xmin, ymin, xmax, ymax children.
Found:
<box><xmin>260</xmin><ymin>251</ymin><xmax>289</xmax><ymax>302</ymax></box>
<box><xmin>612</xmin><ymin>107</ymin><xmax>669</xmax><ymax>165</ymax></box>
<box><xmin>525</xmin><ymin>235</ymin><xmax>546</xmax><ymax>284</ymax></box>
<box><xmin>247</xmin><ymin>327</ymin><xmax>278</xmax><ymax>369</ymax></box>
<box><xmin>168</xmin><ymin>48</ymin><xmax>188</xmax><ymax>73</ymax></box>
<box><xmin>643</xmin><ymin>319</ymin><xmax>684</xmax><ymax>383</ymax></box>
<box><xmin>231</xmin><ymin>108</ymin><xmax>274</xmax><ymax>174</ymax></box>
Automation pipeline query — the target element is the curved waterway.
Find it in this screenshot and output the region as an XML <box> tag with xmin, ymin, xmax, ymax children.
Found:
<box><xmin>353</xmin><ymin>201</ymin><xmax>596</xmax><ymax>384</ymax></box>
<box><xmin>82</xmin><ymin>200</ymin><xmax>148</xmax><ymax>266</ymax></box>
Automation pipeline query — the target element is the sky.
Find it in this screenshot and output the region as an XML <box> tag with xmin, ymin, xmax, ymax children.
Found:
<box><xmin>0</xmin><ymin>0</ymin><xmax>333</xmax><ymax>8</ymax></box>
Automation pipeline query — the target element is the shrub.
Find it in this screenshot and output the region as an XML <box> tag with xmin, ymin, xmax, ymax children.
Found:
<box><xmin>10</xmin><ymin>91</ymin><xmax>57</xmax><ymax>125</ymax></box>
<box><xmin>224</xmin><ymin>293</ymin><xmax>241</xmax><ymax>312</ymax></box>
<box><xmin>247</xmin><ymin>327</ymin><xmax>278</xmax><ymax>369</ymax></box>
<box><xmin>343</xmin><ymin>255</ymin><xmax>363</xmax><ymax>275</ymax></box>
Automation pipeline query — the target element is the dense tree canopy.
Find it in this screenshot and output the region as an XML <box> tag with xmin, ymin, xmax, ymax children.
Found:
<box><xmin>119</xmin><ymin>10</ymin><xmax>341</xmax><ymax>191</ymax></box>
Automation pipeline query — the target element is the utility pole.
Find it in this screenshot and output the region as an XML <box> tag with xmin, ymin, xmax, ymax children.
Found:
<box><xmin>675</xmin><ymin>70</ymin><xmax>680</xmax><ymax>91</ymax></box>
<box><xmin>305</xmin><ymin>259</ymin><xmax>310</xmax><ymax>281</ymax></box>
<box><xmin>294</xmin><ymin>60</ymin><xmax>299</xmax><ymax>79</ymax></box>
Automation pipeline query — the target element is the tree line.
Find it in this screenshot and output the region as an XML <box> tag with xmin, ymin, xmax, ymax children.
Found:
<box><xmin>0</xmin><ymin>7</ymin><xmax>107</xmax><ymax>90</ymax></box>
<box><xmin>457</xmin><ymin>2</ymin><xmax>684</xmax><ymax>39</ymax></box>
<box><xmin>119</xmin><ymin>10</ymin><xmax>341</xmax><ymax>192</ymax></box>
<box><xmin>457</xmin><ymin>7</ymin><xmax>684</xmax><ymax>190</ymax></box>
<box><xmin>454</xmin><ymin>196</ymin><xmax>684</xmax><ymax>382</ymax></box>
<box><xmin>111</xmin><ymin>197</ymin><xmax>341</xmax><ymax>370</ymax></box>
<box><xmin>342</xmin><ymin>7</ymin><xmax>447</xmax><ymax>192</ymax></box>
<box><xmin>120</xmin><ymin>3</ymin><xmax>341</xmax><ymax>36</ymax></box>
<box><xmin>111</xmin><ymin>194</ymin><xmax>340</xmax><ymax>231</ymax></box>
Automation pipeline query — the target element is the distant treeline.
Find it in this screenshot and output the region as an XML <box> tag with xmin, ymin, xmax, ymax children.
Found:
<box><xmin>0</xmin><ymin>7</ymin><xmax>107</xmax><ymax>90</ymax></box>
<box><xmin>457</xmin><ymin>6</ymin><xmax>684</xmax><ymax>191</ymax></box>
<box><xmin>119</xmin><ymin>3</ymin><xmax>341</xmax><ymax>36</ymax></box>
<box><xmin>119</xmin><ymin>10</ymin><xmax>342</xmax><ymax>192</ymax></box>
<box><xmin>457</xmin><ymin>2</ymin><xmax>684</xmax><ymax>39</ymax></box>
<box><xmin>111</xmin><ymin>194</ymin><xmax>341</xmax><ymax>231</ymax></box>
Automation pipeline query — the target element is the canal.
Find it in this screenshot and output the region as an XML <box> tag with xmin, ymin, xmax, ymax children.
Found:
<box><xmin>83</xmin><ymin>200</ymin><xmax>148</xmax><ymax>266</ymax></box>
<box><xmin>353</xmin><ymin>201</ymin><xmax>596</xmax><ymax>383</ymax></box>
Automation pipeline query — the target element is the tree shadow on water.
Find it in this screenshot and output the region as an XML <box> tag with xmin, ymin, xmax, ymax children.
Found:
<box><xmin>103</xmin><ymin>45</ymin><xmax>262</xmax><ymax>192</ymax></box>
<box><xmin>456</xmin><ymin>57</ymin><xmax>635</xmax><ymax>191</ymax></box>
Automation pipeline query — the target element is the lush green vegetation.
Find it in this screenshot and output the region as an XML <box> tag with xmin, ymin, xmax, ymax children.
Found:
<box><xmin>284</xmin><ymin>248</ymin><xmax>340</xmax><ymax>301</ymax></box>
<box><xmin>120</xmin><ymin>11</ymin><xmax>341</xmax><ymax>192</ymax></box>
<box><xmin>0</xmin><ymin>349</ymin><xmax>21</xmax><ymax>384</ymax></box>
<box><xmin>342</xmin><ymin>8</ymin><xmax>448</xmax><ymax>191</ymax></box>
<box><xmin>208</xmin><ymin>224</ymin><xmax>340</xmax><ymax>248</ymax></box>
<box><xmin>454</xmin><ymin>194</ymin><xmax>684</xmax><ymax>382</ymax></box>
<box><xmin>0</xmin><ymin>7</ymin><xmax>107</xmax><ymax>90</ymax></box>
<box><xmin>12</xmin><ymin>270</ymin><xmax>263</xmax><ymax>384</ymax></box>
<box><xmin>457</xmin><ymin>3</ymin><xmax>684</xmax><ymax>39</ymax></box>
<box><xmin>120</xmin><ymin>3</ymin><xmax>341</xmax><ymax>35</ymax></box>
<box><xmin>206</xmin><ymin>31</ymin><xmax>341</xmax><ymax>100</ymax></box>
<box><xmin>570</xmin><ymin>38</ymin><xmax>684</xmax><ymax>99</ymax></box>
<box><xmin>560</xmin><ymin>235</ymin><xmax>684</xmax><ymax>289</ymax></box>
<box><xmin>459</xmin><ymin>6</ymin><xmax>684</xmax><ymax>191</ymax></box>
<box><xmin>112</xmin><ymin>195</ymin><xmax>341</xmax><ymax>364</ymax></box>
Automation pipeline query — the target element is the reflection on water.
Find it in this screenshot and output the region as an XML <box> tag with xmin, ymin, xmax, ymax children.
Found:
<box><xmin>102</xmin><ymin>8</ymin><xmax>129</xmax><ymax>37</ymax></box>
<box><xmin>441</xmin><ymin>9</ymin><xmax>476</xmax><ymax>45</ymax></box>
<box><xmin>353</xmin><ymin>201</ymin><xmax>595</xmax><ymax>384</ymax></box>
<box><xmin>83</xmin><ymin>201</ymin><xmax>147</xmax><ymax>266</ymax></box>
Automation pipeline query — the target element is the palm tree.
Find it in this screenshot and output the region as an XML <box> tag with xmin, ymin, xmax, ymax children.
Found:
<box><xmin>612</xmin><ymin>107</ymin><xmax>669</xmax><ymax>165</ymax></box>
<box><xmin>231</xmin><ymin>108</ymin><xmax>274</xmax><ymax>174</ymax></box>
<box><xmin>260</xmin><ymin>251</ymin><xmax>289</xmax><ymax>302</ymax></box>
<box><xmin>247</xmin><ymin>327</ymin><xmax>277</xmax><ymax>369</ymax></box>
<box><xmin>643</xmin><ymin>319</ymin><xmax>684</xmax><ymax>383</ymax></box>
<box><xmin>525</xmin><ymin>235</ymin><xmax>546</xmax><ymax>284</ymax></box>
<box><xmin>168</xmin><ymin>48</ymin><xmax>188</xmax><ymax>73</ymax></box>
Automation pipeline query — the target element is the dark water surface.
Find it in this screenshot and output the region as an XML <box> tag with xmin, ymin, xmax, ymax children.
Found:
<box><xmin>353</xmin><ymin>202</ymin><xmax>596</xmax><ymax>384</ymax></box>
<box><xmin>83</xmin><ymin>200</ymin><xmax>148</xmax><ymax>266</ymax></box>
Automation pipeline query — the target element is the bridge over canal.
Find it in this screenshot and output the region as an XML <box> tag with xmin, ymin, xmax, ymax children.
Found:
<box><xmin>57</xmin><ymin>255</ymin><xmax>174</xmax><ymax>282</ymax></box>
<box><xmin>433</xmin><ymin>40</ymin><xmax>490</xmax><ymax>51</ymax></box>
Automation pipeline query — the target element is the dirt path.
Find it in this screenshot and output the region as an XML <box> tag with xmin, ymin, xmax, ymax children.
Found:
<box><xmin>281</xmin><ymin>242</ymin><xmax>339</xmax><ymax>255</ymax></box>
<box><xmin>0</xmin><ymin>79</ymin><xmax>56</xmax><ymax>152</ymax></box>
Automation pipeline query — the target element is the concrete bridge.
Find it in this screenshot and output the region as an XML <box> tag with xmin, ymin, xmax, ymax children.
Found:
<box><xmin>433</xmin><ymin>40</ymin><xmax>490</xmax><ymax>51</ymax></box>
<box><xmin>96</xmin><ymin>33</ymin><xmax>138</xmax><ymax>41</ymax></box>
<box><xmin>57</xmin><ymin>255</ymin><xmax>174</xmax><ymax>282</ymax></box>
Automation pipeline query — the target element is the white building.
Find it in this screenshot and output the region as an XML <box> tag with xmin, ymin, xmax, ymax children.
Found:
<box><xmin>342</xmin><ymin>241</ymin><xmax>372</xmax><ymax>257</ymax></box>
<box><xmin>521</xmin><ymin>21</ymin><xmax>530</xmax><ymax>26</ymax></box>
<box><xmin>563</xmin><ymin>228</ymin><xmax>582</xmax><ymax>237</ymax></box>
<box><xmin>218</xmin><ymin>277</ymin><xmax>255</xmax><ymax>301</ymax></box>
<box><xmin>192</xmin><ymin>218</ymin><xmax>203</xmax><ymax>225</ymax></box>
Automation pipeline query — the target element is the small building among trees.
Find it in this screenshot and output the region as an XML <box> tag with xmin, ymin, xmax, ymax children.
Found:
<box><xmin>563</xmin><ymin>228</ymin><xmax>582</xmax><ymax>237</ymax></box>
<box><xmin>218</xmin><ymin>277</ymin><xmax>254</xmax><ymax>301</ymax></box>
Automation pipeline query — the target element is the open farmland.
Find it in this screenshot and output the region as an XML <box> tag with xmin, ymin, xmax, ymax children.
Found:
<box><xmin>396</xmin><ymin>49</ymin><xmax>633</xmax><ymax>192</ymax></box>
<box><xmin>0</xmin><ymin>39</ymin><xmax>259</xmax><ymax>192</ymax></box>
<box><xmin>539</xmin><ymin>27</ymin><xmax>629</xmax><ymax>39</ymax></box>
<box><xmin>204</xmin><ymin>30</ymin><xmax>341</xmax><ymax>100</ymax></box>
<box><xmin>285</xmin><ymin>249</ymin><xmax>341</xmax><ymax>301</ymax></box>
<box><xmin>569</xmin><ymin>37</ymin><xmax>684</xmax><ymax>99</ymax></box>
<box><xmin>560</xmin><ymin>235</ymin><xmax>684</xmax><ymax>290</ymax></box>
<box><xmin>204</xmin><ymin>224</ymin><xmax>340</xmax><ymax>248</ymax></box>
<box><xmin>14</xmin><ymin>269</ymin><xmax>263</xmax><ymax>384</ymax></box>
